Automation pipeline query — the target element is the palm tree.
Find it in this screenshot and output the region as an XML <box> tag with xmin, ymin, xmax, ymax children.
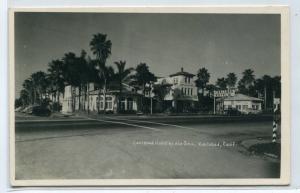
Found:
<box><xmin>22</xmin><ymin>78</ymin><xmax>34</xmax><ymax>104</ymax></box>
<box><xmin>216</xmin><ymin>77</ymin><xmax>227</xmax><ymax>90</ymax></box>
<box><xmin>226</xmin><ymin>72</ymin><xmax>237</xmax><ymax>88</ymax></box>
<box><xmin>133</xmin><ymin>63</ymin><xmax>156</xmax><ymax>112</ymax></box>
<box><xmin>90</xmin><ymin>33</ymin><xmax>112</xmax><ymax>113</ymax></box>
<box><xmin>195</xmin><ymin>67</ymin><xmax>210</xmax><ymax>96</ymax></box>
<box><xmin>62</xmin><ymin>52</ymin><xmax>82</xmax><ymax>111</ymax></box>
<box><xmin>114</xmin><ymin>60</ymin><xmax>134</xmax><ymax>112</ymax></box>
<box><xmin>48</xmin><ymin>59</ymin><xmax>65</xmax><ymax>105</ymax></box>
<box><xmin>19</xmin><ymin>89</ymin><xmax>30</xmax><ymax>106</ymax></box>
<box><xmin>30</xmin><ymin>71</ymin><xmax>49</xmax><ymax>104</ymax></box>
<box><xmin>238</xmin><ymin>69</ymin><xmax>255</xmax><ymax>95</ymax></box>
<box><xmin>152</xmin><ymin>80</ymin><xmax>172</xmax><ymax>112</ymax></box>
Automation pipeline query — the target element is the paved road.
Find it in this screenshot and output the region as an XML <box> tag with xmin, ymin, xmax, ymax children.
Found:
<box><xmin>15</xmin><ymin>113</ymin><xmax>279</xmax><ymax>180</ymax></box>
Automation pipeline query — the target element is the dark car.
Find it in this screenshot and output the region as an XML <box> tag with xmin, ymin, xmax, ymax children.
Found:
<box><xmin>224</xmin><ymin>108</ymin><xmax>242</xmax><ymax>116</ymax></box>
<box><xmin>32</xmin><ymin>106</ymin><xmax>51</xmax><ymax>116</ymax></box>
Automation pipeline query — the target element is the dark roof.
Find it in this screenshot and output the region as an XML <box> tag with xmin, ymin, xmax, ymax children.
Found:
<box><xmin>224</xmin><ymin>94</ymin><xmax>263</xmax><ymax>102</ymax></box>
<box><xmin>169</xmin><ymin>67</ymin><xmax>195</xmax><ymax>77</ymax></box>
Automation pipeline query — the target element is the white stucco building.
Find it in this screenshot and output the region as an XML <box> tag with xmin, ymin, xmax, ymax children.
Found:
<box><xmin>222</xmin><ymin>93</ymin><xmax>263</xmax><ymax>114</ymax></box>
<box><xmin>155</xmin><ymin>67</ymin><xmax>198</xmax><ymax>111</ymax></box>
<box><xmin>61</xmin><ymin>83</ymin><xmax>141</xmax><ymax>114</ymax></box>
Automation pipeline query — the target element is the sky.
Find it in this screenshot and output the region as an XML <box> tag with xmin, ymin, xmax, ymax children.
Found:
<box><xmin>15</xmin><ymin>12</ymin><xmax>280</xmax><ymax>98</ymax></box>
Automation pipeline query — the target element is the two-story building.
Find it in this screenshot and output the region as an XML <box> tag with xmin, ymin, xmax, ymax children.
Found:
<box><xmin>61</xmin><ymin>82</ymin><xmax>142</xmax><ymax>114</ymax></box>
<box><xmin>156</xmin><ymin>67</ymin><xmax>198</xmax><ymax>112</ymax></box>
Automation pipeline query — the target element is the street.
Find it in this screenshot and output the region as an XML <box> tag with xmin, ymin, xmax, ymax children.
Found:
<box><xmin>15</xmin><ymin>113</ymin><xmax>280</xmax><ymax>180</ymax></box>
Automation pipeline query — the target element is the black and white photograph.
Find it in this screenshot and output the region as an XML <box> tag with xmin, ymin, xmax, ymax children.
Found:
<box><xmin>9</xmin><ymin>7</ymin><xmax>290</xmax><ymax>186</ymax></box>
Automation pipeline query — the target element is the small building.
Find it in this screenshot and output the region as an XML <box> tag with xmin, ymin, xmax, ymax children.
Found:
<box><xmin>221</xmin><ymin>93</ymin><xmax>263</xmax><ymax>114</ymax></box>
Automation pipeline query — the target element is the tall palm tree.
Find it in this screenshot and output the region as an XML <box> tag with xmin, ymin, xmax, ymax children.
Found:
<box><xmin>133</xmin><ymin>63</ymin><xmax>156</xmax><ymax>112</ymax></box>
<box><xmin>152</xmin><ymin>80</ymin><xmax>172</xmax><ymax>112</ymax></box>
<box><xmin>62</xmin><ymin>52</ymin><xmax>82</xmax><ymax>111</ymax></box>
<box><xmin>48</xmin><ymin>59</ymin><xmax>65</xmax><ymax>105</ymax></box>
<box><xmin>195</xmin><ymin>67</ymin><xmax>210</xmax><ymax>96</ymax></box>
<box><xmin>19</xmin><ymin>89</ymin><xmax>30</xmax><ymax>106</ymax></box>
<box><xmin>226</xmin><ymin>72</ymin><xmax>237</xmax><ymax>88</ymax></box>
<box><xmin>30</xmin><ymin>71</ymin><xmax>49</xmax><ymax>104</ymax></box>
<box><xmin>90</xmin><ymin>33</ymin><xmax>112</xmax><ymax>113</ymax></box>
<box><xmin>238</xmin><ymin>69</ymin><xmax>255</xmax><ymax>95</ymax></box>
<box><xmin>22</xmin><ymin>78</ymin><xmax>34</xmax><ymax>104</ymax></box>
<box><xmin>114</xmin><ymin>60</ymin><xmax>133</xmax><ymax>112</ymax></box>
<box><xmin>216</xmin><ymin>77</ymin><xmax>227</xmax><ymax>90</ymax></box>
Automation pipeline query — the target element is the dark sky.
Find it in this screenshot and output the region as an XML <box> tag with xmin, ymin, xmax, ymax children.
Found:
<box><xmin>15</xmin><ymin>12</ymin><xmax>280</xmax><ymax>97</ymax></box>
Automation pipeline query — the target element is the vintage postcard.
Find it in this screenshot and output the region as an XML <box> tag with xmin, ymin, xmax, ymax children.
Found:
<box><xmin>9</xmin><ymin>6</ymin><xmax>290</xmax><ymax>186</ymax></box>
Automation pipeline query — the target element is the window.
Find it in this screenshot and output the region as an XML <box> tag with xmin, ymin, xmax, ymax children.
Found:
<box><xmin>185</xmin><ymin>77</ymin><xmax>187</xmax><ymax>83</ymax></box>
<box><xmin>237</xmin><ymin>105</ymin><xmax>241</xmax><ymax>110</ymax></box>
<box><xmin>243</xmin><ymin>105</ymin><xmax>248</xmax><ymax>110</ymax></box>
<box><xmin>188</xmin><ymin>78</ymin><xmax>190</xmax><ymax>83</ymax></box>
<box><xmin>105</xmin><ymin>96</ymin><xmax>113</xmax><ymax>110</ymax></box>
<box><xmin>191</xmin><ymin>88</ymin><xmax>193</xmax><ymax>95</ymax></box>
<box><xmin>184</xmin><ymin>88</ymin><xmax>187</xmax><ymax>95</ymax></box>
<box><xmin>174</xmin><ymin>78</ymin><xmax>178</xmax><ymax>84</ymax></box>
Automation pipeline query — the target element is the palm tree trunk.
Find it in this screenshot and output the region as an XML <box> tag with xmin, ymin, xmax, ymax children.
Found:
<box><xmin>118</xmin><ymin>82</ymin><xmax>122</xmax><ymax>112</ymax></box>
<box><xmin>78</xmin><ymin>85</ymin><xmax>81</xmax><ymax>111</ymax></box>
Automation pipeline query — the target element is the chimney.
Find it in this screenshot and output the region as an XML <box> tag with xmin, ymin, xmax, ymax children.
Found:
<box><xmin>181</xmin><ymin>67</ymin><xmax>184</xmax><ymax>72</ymax></box>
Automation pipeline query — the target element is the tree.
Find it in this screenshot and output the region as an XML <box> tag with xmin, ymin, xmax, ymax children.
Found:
<box><xmin>133</xmin><ymin>63</ymin><xmax>156</xmax><ymax>112</ymax></box>
<box><xmin>132</xmin><ymin>63</ymin><xmax>156</xmax><ymax>111</ymax></box>
<box><xmin>47</xmin><ymin>59</ymin><xmax>65</xmax><ymax>105</ymax></box>
<box><xmin>90</xmin><ymin>33</ymin><xmax>112</xmax><ymax>113</ymax></box>
<box><xmin>254</xmin><ymin>75</ymin><xmax>281</xmax><ymax>110</ymax></box>
<box><xmin>16</xmin><ymin>89</ymin><xmax>30</xmax><ymax>108</ymax></box>
<box><xmin>62</xmin><ymin>52</ymin><xmax>82</xmax><ymax>111</ymax></box>
<box><xmin>77</xmin><ymin>50</ymin><xmax>91</xmax><ymax>110</ymax></box>
<box><xmin>195</xmin><ymin>68</ymin><xmax>210</xmax><ymax>96</ymax></box>
<box><xmin>238</xmin><ymin>69</ymin><xmax>255</xmax><ymax>95</ymax></box>
<box><xmin>22</xmin><ymin>78</ymin><xmax>34</xmax><ymax>104</ymax></box>
<box><xmin>272</xmin><ymin>76</ymin><xmax>281</xmax><ymax>98</ymax></box>
<box><xmin>114</xmin><ymin>60</ymin><xmax>134</xmax><ymax>112</ymax></box>
<box><xmin>30</xmin><ymin>71</ymin><xmax>49</xmax><ymax>104</ymax></box>
<box><xmin>226</xmin><ymin>72</ymin><xmax>237</xmax><ymax>88</ymax></box>
<box><xmin>152</xmin><ymin>79</ymin><xmax>172</xmax><ymax>112</ymax></box>
<box><xmin>216</xmin><ymin>77</ymin><xmax>227</xmax><ymax>90</ymax></box>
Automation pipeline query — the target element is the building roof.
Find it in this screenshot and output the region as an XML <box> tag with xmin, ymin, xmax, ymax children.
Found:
<box><xmin>169</xmin><ymin>67</ymin><xmax>195</xmax><ymax>77</ymax></box>
<box><xmin>88</xmin><ymin>82</ymin><xmax>142</xmax><ymax>96</ymax></box>
<box><xmin>224</xmin><ymin>93</ymin><xmax>263</xmax><ymax>102</ymax></box>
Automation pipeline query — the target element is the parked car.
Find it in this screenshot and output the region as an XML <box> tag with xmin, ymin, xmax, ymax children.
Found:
<box><xmin>31</xmin><ymin>106</ymin><xmax>51</xmax><ymax>116</ymax></box>
<box><xmin>224</xmin><ymin>108</ymin><xmax>242</xmax><ymax>116</ymax></box>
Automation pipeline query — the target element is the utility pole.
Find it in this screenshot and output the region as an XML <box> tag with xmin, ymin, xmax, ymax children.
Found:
<box><xmin>264</xmin><ymin>85</ymin><xmax>267</xmax><ymax>110</ymax></box>
<box><xmin>150</xmin><ymin>81</ymin><xmax>153</xmax><ymax>115</ymax></box>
